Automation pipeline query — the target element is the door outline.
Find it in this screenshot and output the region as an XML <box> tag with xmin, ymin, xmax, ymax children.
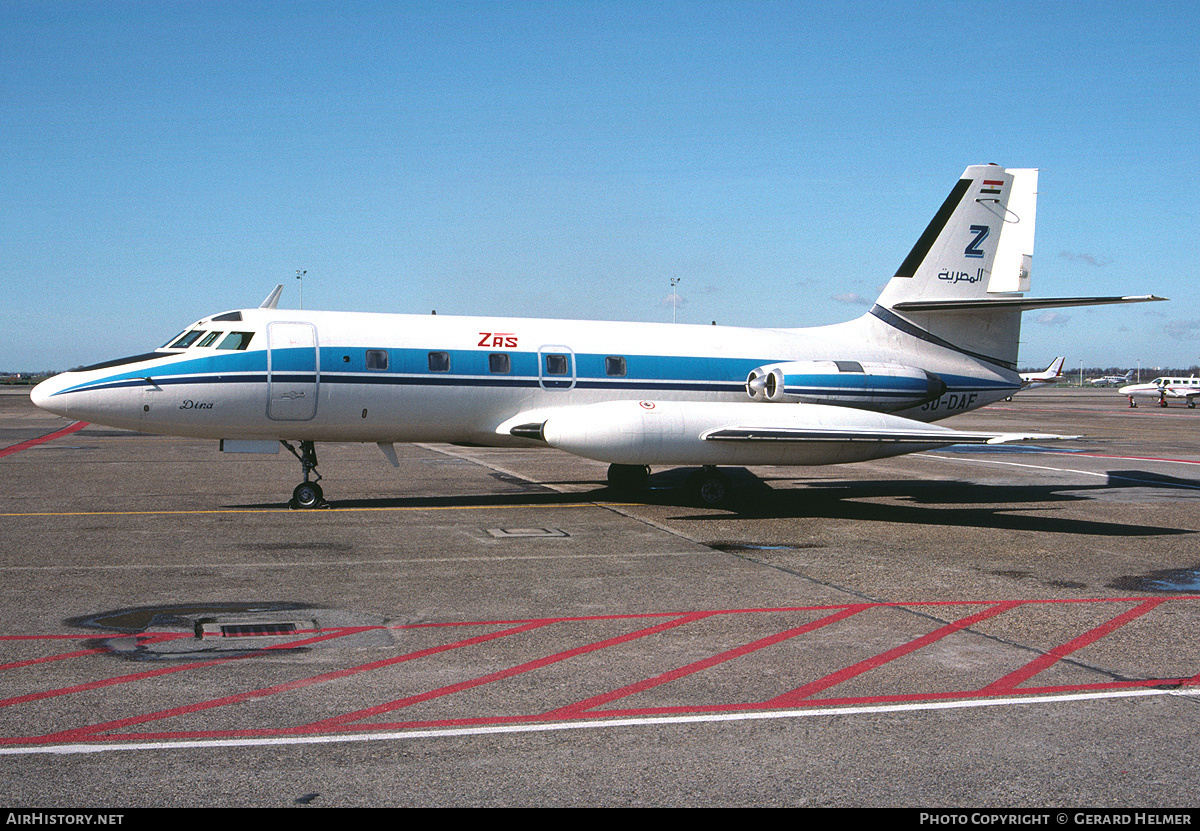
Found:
<box><xmin>267</xmin><ymin>322</ymin><xmax>319</xmax><ymax>421</ymax></box>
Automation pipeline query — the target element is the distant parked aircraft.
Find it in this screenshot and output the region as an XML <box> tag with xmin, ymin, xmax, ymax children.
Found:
<box><xmin>1021</xmin><ymin>357</ymin><xmax>1065</xmax><ymax>390</ymax></box>
<box><xmin>1119</xmin><ymin>376</ymin><xmax>1200</xmax><ymax>409</ymax></box>
<box><xmin>1088</xmin><ymin>370</ymin><xmax>1135</xmax><ymax>387</ymax></box>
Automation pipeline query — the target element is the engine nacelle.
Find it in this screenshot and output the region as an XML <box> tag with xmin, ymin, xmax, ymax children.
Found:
<box><xmin>745</xmin><ymin>360</ymin><xmax>946</xmax><ymax>412</ymax></box>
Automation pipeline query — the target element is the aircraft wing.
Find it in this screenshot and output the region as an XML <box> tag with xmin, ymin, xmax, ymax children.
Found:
<box><xmin>501</xmin><ymin>400</ymin><xmax>1078</xmax><ymax>467</ymax></box>
<box><xmin>702</xmin><ymin>426</ymin><xmax>1076</xmax><ymax>445</ymax></box>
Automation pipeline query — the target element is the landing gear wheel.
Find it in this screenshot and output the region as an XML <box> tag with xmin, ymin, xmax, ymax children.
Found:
<box><xmin>282</xmin><ymin>440</ymin><xmax>327</xmax><ymax>508</ymax></box>
<box><xmin>687</xmin><ymin>467</ymin><xmax>732</xmax><ymax>509</ymax></box>
<box><xmin>291</xmin><ymin>481</ymin><xmax>324</xmax><ymax>509</ymax></box>
<box><xmin>607</xmin><ymin>463</ymin><xmax>650</xmax><ymax>492</ymax></box>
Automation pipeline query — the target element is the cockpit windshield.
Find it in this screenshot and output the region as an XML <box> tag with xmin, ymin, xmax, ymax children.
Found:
<box><xmin>162</xmin><ymin>328</ymin><xmax>255</xmax><ymax>351</ymax></box>
<box><xmin>167</xmin><ymin>330</ymin><xmax>208</xmax><ymax>349</ymax></box>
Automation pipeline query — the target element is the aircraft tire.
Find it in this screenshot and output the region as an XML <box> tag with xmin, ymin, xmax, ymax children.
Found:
<box><xmin>687</xmin><ymin>467</ymin><xmax>732</xmax><ymax>509</ymax></box>
<box><xmin>607</xmin><ymin>463</ymin><xmax>650</xmax><ymax>492</ymax></box>
<box><xmin>292</xmin><ymin>482</ymin><xmax>324</xmax><ymax>509</ymax></box>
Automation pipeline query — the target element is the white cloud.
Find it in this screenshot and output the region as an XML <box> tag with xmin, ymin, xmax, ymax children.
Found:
<box><xmin>1036</xmin><ymin>311</ymin><xmax>1071</xmax><ymax>327</ymax></box>
<box><xmin>832</xmin><ymin>292</ymin><xmax>869</xmax><ymax>306</ymax></box>
<box><xmin>1059</xmin><ymin>251</ymin><xmax>1108</xmax><ymax>267</ymax></box>
<box><xmin>1165</xmin><ymin>320</ymin><xmax>1200</xmax><ymax>340</ymax></box>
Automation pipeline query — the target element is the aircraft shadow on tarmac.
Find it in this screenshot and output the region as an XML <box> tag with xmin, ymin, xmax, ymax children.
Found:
<box><xmin>664</xmin><ymin>467</ymin><xmax>1195</xmax><ymax>536</ymax></box>
<box><xmin>230</xmin><ymin>466</ymin><xmax>1196</xmax><ymax>538</ymax></box>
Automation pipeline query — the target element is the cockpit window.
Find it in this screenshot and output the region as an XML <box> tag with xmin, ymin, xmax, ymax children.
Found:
<box><xmin>168</xmin><ymin>330</ymin><xmax>207</xmax><ymax>349</ymax></box>
<box><xmin>197</xmin><ymin>331</ymin><xmax>223</xmax><ymax>347</ymax></box>
<box><xmin>216</xmin><ymin>332</ymin><xmax>254</xmax><ymax>351</ymax></box>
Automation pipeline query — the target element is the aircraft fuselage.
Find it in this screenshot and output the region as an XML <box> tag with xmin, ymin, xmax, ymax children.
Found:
<box><xmin>32</xmin><ymin>306</ymin><xmax>1018</xmax><ymax>448</ymax></box>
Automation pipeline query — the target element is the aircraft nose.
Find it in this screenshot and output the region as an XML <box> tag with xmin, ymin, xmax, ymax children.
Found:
<box><xmin>30</xmin><ymin>376</ymin><xmax>70</xmax><ymax>418</ymax></box>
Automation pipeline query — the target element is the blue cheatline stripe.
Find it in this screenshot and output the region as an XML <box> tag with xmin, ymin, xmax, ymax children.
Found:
<box><xmin>52</xmin><ymin>347</ymin><xmax>768</xmax><ymax>396</ymax></box>
<box><xmin>51</xmin><ymin>344</ymin><xmax>1018</xmax><ymax>398</ymax></box>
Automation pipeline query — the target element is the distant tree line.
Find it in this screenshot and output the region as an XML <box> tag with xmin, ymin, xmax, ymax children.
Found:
<box><xmin>1018</xmin><ymin>365</ymin><xmax>1200</xmax><ymax>382</ymax></box>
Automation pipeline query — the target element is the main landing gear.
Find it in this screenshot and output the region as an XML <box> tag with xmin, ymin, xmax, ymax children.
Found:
<box><xmin>606</xmin><ymin>463</ymin><xmax>650</xmax><ymax>492</ymax></box>
<box><xmin>686</xmin><ymin>466</ymin><xmax>732</xmax><ymax>509</ymax></box>
<box><xmin>282</xmin><ymin>440</ymin><xmax>327</xmax><ymax>509</ymax></box>
<box><xmin>605</xmin><ymin>463</ymin><xmax>734</xmax><ymax>508</ymax></box>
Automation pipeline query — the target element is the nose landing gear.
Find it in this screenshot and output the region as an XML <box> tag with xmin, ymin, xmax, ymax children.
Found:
<box><xmin>282</xmin><ymin>440</ymin><xmax>327</xmax><ymax>509</ymax></box>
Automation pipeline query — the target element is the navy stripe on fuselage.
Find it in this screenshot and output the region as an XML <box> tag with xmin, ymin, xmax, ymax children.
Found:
<box><xmin>868</xmin><ymin>304</ymin><xmax>1018</xmax><ymax>372</ymax></box>
<box><xmin>49</xmin><ymin>344</ymin><xmax>1018</xmax><ymax>400</ymax></box>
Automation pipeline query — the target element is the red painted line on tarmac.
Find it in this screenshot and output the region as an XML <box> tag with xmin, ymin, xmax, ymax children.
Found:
<box><xmin>0</xmin><ymin>421</ymin><xmax>88</xmax><ymax>459</ymax></box>
<box><xmin>766</xmin><ymin>601</ymin><xmax>1023</xmax><ymax>707</ymax></box>
<box><xmin>0</xmin><ymin>629</ymin><xmax>351</xmax><ymax>731</ymax></box>
<box><xmin>24</xmin><ymin>622</ymin><xmax>555</xmax><ymax>746</ymax></box>
<box><xmin>305</xmin><ymin>613</ymin><xmax>714</xmax><ymax>731</ymax></box>
<box><xmin>0</xmin><ymin>655</ymin><xmax>238</xmax><ymax>720</ymax></box>
<box><xmin>0</xmin><ymin>633</ymin><xmax>137</xmax><ymax>640</ymax></box>
<box><xmin>542</xmin><ymin>604</ymin><xmax>873</xmax><ymax>719</ymax></box>
<box><xmin>2</xmin><ymin>598</ymin><xmax>1197</xmax><ymax>747</ymax></box>
<box><xmin>979</xmin><ymin>598</ymin><xmax>1167</xmax><ymax>694</ymax></box>
<box><xmin>0</xmin><ymin>648</ymin><xmax>109</xmax><ymax>671</ymax></box>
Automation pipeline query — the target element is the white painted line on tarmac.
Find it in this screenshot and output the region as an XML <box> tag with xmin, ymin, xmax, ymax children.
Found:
<box><xmin>925</xmin><ymin>454</ymin><xmax>1200</xmax><ymax>489</ymax></box>
<box><xmin>4</xmin><ymin>686</ymin><xmax>1196</xmax><ymax>756</ymax></box>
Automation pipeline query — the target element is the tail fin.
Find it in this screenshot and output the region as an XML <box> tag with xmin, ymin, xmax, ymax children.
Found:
<box><xmin>871</xmin><ymin>164</ymin><xmax>1037</xmax><ymax>370</ymax></box>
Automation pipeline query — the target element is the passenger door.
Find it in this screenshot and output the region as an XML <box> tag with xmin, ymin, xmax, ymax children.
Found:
<box><xmin>267</xmin><ymin>322</ymin><xmax>319</xmax><ymax>420</ymax></box>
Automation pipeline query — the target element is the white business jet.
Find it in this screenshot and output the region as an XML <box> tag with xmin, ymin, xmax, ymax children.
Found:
<box><xmin>1088</xmin><ymin>370</ymin><xmax>1135</xmax><ymax>387</ymax></box>
<box><xmin>1004</xmin><ymin>357</ymin><xmax>1065</xmax><ymax>400</ymax></box>
<box><xmin>1119</xmin><ymin>376</ymin><xmax>1200</xmax><ymax>409</ymax></box>
<box><xmin>1022</xmin><ymin>357</ymin><xmax>1065</xmax><ymax>388</ymax></box>
<box><xmin>31</xmin><ymin>165</ymin><xmax>1164</xmax><ymax>508</ymax></box>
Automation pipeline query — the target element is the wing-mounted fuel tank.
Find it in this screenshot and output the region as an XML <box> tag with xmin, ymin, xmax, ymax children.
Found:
<box><xmin>745</xmin><ymin>360</ymin><xmax>946</xmax><ymax>412</ymax></box>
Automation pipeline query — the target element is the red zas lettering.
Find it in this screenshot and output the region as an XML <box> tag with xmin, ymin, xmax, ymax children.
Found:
<box><xmin>478</xmin><ymin>332</ymin><xmax>519</xmax><ymax>348</ymax></box>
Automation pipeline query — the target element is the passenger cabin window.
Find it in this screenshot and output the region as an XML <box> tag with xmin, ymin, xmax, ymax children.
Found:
<box><xmin>489</xmin><ymin>353</ymin><xmax>510</xmax><ymax>374</ymax></box>
<box><xmin>216</xmin><ymin>332</ymin><xmax>254</xmax><ymax>350</ymax></box>
<box><xmin>428</xmin><ymin>351</ymin><xmax>450</xmax><ymax>372</ymax></box>
<box><xmin>544</xmin><ymin>354</ymin><xmax>569</xmax><ymax>375</ymax></box>
<box><xmin>605</xmin><ymin>356</ymin><xmax>627</xmax><ymax>377</ymax></box>
<box><xmin>197</xmin><ymin>331</ymin><xmax>223</xmax><ymax>347</ymax></box>
<box><xmin>366</xmin><ymin>349</ymin><xmax>389</xmax><ymax>370</ymax></box>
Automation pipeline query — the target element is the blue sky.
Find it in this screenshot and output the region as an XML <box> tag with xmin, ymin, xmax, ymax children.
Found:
<box><xmin>3</xmin><ymin>1</ymin><xmax>1197</xmax><ymax>373</ymax></box>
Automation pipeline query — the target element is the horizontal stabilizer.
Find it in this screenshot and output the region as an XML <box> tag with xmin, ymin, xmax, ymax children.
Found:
<box><xmin>891</xmin><ymin>295</ymin><xmax>1166</xmax><ymax>313</ymax></box>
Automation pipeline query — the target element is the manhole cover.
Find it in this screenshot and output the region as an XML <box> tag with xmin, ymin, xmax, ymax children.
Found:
<box><xmin>69</xmin><ymin>603</ymin><xmax>397</xmax><ymax>659</ymax></box>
